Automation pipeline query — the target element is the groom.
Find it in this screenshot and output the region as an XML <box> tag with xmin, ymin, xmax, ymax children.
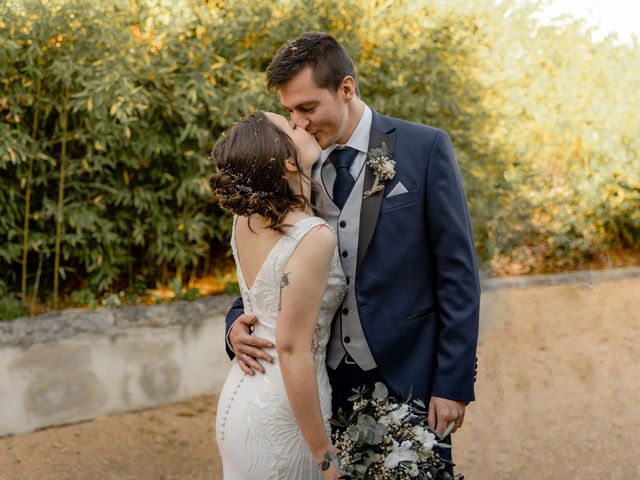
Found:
<box><xmin>225</xmin><ymin>31</ymin><xmax>480</xmax><ymax>455</ymax></box>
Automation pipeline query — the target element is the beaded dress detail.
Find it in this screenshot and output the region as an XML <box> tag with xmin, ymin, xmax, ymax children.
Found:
<box><xmin>216</xmin><ymin>216</ymin><xmax>346</xmax><ymax>479</ymax></box>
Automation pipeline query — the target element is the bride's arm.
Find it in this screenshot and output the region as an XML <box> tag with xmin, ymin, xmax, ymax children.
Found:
<box><xmin>276</xmin><ymin>225</ymin><xmax>335</xmax><ymax>464</ymax></box>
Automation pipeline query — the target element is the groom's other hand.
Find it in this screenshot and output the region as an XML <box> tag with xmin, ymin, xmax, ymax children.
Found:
<box><xmin>229</xmin><ymin>314</ymin><xmax>274</xmax><ymax>376</ymax></box>
<box><xmin>428</xmin><ymin>396</ymin><xmax>465</xmax><ymax>436</ymax></box>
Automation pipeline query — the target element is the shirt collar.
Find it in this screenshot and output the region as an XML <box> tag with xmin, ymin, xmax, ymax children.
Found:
<box><xmin>320</xmin><ymin>103</ymin><xmax>372</xmax><ymax>166</ymax></box>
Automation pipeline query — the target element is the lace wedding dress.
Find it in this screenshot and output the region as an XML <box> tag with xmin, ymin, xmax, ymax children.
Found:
<box><xmin>216</xmin><ymin>216</ymin><xmax>347</xmax><ymax>479</ymax></box>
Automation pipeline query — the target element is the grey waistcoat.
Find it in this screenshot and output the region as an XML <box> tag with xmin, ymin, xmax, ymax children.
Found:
<box><xmin>315</xmin><ymin>162</ymin><xmax>377</xmax><ymax>371</ymax></box>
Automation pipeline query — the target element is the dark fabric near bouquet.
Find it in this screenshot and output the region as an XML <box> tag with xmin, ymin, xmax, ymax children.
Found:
<box><xmin>328</xmin><ymin>356</ymin><xmax>384</xmax><ymax>416</ymax></box>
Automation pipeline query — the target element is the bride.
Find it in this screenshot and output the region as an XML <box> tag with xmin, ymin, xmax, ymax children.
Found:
<box><xmin>209</xmin><ymin>111</ymin><xmax>346</xmax><ymax>479</ymax></box>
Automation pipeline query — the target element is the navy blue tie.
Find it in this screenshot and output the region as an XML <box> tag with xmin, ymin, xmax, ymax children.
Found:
<box><xmin>330</xmin><ymin>147</ymin><xmax>358</xmax><ymax>209</ymax></box>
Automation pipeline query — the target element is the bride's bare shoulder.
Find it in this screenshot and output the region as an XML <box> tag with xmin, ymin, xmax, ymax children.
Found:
<box><xmin>296</xmin><ymin>222</ymin><xmax>336</xmax><ymax>257</ymax></box>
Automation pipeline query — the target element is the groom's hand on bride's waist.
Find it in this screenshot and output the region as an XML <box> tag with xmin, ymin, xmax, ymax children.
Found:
<box><xmin>229</xmin><ymin>313</ymin><xmax>274</xmax><ymax>376</ymax></box>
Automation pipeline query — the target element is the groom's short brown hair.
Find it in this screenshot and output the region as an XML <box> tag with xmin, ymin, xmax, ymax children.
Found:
<box><xmin>266</xmin><ymin>32</ymin><xmax>358</xmax><ymax>94</ymax></box>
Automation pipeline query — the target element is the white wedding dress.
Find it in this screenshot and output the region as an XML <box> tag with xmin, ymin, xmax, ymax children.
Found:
<box><xmin>216</xmin><ymin>216</ymin><xmax>347</xmax><ymax>479</ymax></box>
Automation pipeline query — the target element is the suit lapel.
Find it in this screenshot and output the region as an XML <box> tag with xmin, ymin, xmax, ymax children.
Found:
<box><xmin>356</xmin><ymin>112</ymin><xmax>396</xmax><ymax>276</ymax></box>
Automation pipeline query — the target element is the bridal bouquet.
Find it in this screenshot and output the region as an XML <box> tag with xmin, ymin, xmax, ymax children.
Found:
<box><xmin>322</xmin><ymin>383</ymin><xmax>462</xmax><ymax>480</ymax></box>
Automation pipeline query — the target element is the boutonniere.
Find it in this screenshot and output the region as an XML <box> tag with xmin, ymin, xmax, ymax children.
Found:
<box><xmin>363</xmin><ymin>142</ymin><xmax>395</xmax><ymax>198</ymax></box>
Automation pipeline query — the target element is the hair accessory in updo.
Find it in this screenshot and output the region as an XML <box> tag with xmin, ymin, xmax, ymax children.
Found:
<box><xmin>208</xmin><ymin>166</ymin><xmax>278</xmax><ymax>218</ymax></box>
<box><xmin>208</xmin><ymin>110</ymin><xmax>312</xmax><ymax>231</ymax></box>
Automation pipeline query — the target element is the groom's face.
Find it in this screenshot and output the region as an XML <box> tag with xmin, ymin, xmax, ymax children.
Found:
<box><xmin>278</xmin><ymin>66</ymin><xmax>352</xmax><ymax>149</ymax></box>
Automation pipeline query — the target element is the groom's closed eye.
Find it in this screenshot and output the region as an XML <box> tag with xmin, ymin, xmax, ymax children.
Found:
<box><xmin>288</xmin><ymin>103</ymin><xmax>316</xmax><ymax>114</ymax></box>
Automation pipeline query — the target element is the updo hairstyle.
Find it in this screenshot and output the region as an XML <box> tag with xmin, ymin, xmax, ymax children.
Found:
<box><xmin>209</xmin><ymin>111</ymin><xmax>311</xmax><ymax>231</ymax></box>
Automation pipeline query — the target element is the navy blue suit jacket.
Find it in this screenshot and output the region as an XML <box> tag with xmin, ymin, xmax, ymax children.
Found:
<box><xmin>225</xmin><ymin>110</ymin><xmax>480</xmax><ymax>404</ymax></box>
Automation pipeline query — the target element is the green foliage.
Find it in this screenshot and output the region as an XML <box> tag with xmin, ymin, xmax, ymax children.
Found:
<box><xmin>1</xmin><ymin>0</ymin><xmax>639</xmax><ymax>308</ymax></box>
<box><xmin>70</xmin><ymin>287</ymin><xmax>97</xmax><ymax>307</ymax></box>
<box><xmin>169</xmin><ymin>277</ymin><xmax>200</xmax><ymax>302</ymax></box>
<box><xmin>470</xmin><ymin>1</ymin><xmax>640</xmax><ymax>273</ymax></box>
<box><xmin>0</xmin><ymin>294</ymin><xmax>28</xmax><ymax>322</ymax></box>
<box><xmin>0</xmin><ymin>280</ymin><xmax>28</xmax><ymax>321</ymax></box>
<box><xmin>0</xmin><ymin>0</ymin><xmax>245</xmax><ymax>304</ymax></box>
<box><xmin>215</xmin><ymin>268</ymin><xmax>240</xmax><ymax>295</ymax></box>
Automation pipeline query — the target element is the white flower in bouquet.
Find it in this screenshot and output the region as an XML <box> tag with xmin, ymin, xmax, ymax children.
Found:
<box><xmin>413</xmin><ymin>425</ymin><xmax>438</xmax><ymax>452</ymax></box>
<box><xmin>379</xmin><ymin>403</ymin><xmax>410</xmax><ymax>426</ymax></box>
<box><xmin>383</xmin><ymin>439</ymin><xmax>419</xmax><ymax>469</ymax></box>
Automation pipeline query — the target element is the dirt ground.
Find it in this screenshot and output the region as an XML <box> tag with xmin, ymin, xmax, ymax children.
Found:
<box><xmin>1</xmin><ymin>277</ymin><xmax>639</xmax><ymax>479</ymax></box>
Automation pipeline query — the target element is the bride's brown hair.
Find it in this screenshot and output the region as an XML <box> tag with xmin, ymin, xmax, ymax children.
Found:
<box><xmin>209</xmin><ymin>111</ymin><xmax>312</xmax><ymax>231</ymax></box>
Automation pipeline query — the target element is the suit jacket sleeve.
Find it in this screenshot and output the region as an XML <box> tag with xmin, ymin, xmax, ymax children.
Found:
<box><xmin>225</xmin><ymin>296</ymin><xmax>245</xmax><ymax>360</ymax></box>
<box><xmin>425</xmin><ymin>131</ymin><xmax>480</xmax><ymax>402</ymax></box>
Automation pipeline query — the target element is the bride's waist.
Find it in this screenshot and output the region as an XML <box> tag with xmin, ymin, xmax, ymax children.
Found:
<box><xmin>237</xmin><ymin>352</ymin><xmax>327</xmax><ymax>376</ymax></box>
<box><xmin>246</xmin><ymin>323</ymin><xmax>327</xmax><ymax>361</ymax></box>
<box><xmin>250</xmin><ymin>323</ymin><xmax>276</xmax><ymax>342</ymax></box>
<box><xmin>229</xmin><ymin>364</ymin><xmax>329</xmax><ymax>398</ymax></box>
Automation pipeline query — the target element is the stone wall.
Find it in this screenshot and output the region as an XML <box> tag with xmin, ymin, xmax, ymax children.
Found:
<box><xmin>0</xmin><ymin>295</ymin><xmax>235</xmax><ymax>437</ymax></box>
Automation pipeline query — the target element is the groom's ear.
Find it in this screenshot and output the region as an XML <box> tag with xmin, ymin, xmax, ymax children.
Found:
<box><xmin>339</xmin><ymin>75</ymin><xmax>357</xmax><ymax>102</ymax></box>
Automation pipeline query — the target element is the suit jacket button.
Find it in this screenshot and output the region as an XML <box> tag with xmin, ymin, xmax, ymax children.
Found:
<box><xmin>342</xmin><ymin>251</ymin><xmax>348</xmax><ymax>258</ymax></box>
<box><xmin>344</xmin><ymin>336</ymin><xmax>351</xmax><ymax>344</ymax></box>
<box><xmin>342</xmin><ymin>308</ymin><xmax>349</xmax><ymax>315</ymax></box>
<box><xmin>339</xmin><ymin>220</ymin><xmax>347</xmax><ymax>228</ymax></box>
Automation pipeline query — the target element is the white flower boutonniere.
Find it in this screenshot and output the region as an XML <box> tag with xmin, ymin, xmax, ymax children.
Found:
<box><xmin>363</xmin><ymin>142</ymin><xmax>395</xmax><ymax>198</ymax></box>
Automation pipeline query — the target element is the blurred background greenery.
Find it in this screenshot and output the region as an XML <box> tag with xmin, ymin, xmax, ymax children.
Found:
<box><xmin>1</xmin><ymin>0</ymin><xmax>639</xmax><ymax>318</ymax></box>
